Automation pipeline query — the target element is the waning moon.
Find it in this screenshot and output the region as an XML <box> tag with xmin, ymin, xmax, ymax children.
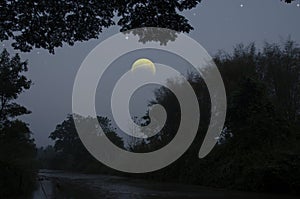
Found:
<box><xmin>131</xmin><ymin>58</ymin><xmax>156</xmax><ymax>74</ymax></box>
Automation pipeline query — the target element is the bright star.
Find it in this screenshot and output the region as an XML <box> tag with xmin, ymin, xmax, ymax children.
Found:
<box><xmin>125</xmin><ymin>36</ymin><xmax>129</xmax><ymax>40</ymax></box>
<box><xmin>297</xmin><ymin>3</ymin><xmax>300</xmax><ymax>7</ymax></box>
<box><xmin>240</xmin><ymin>4</ymin><xmax>244</xmax><ymax>8</ymax></box>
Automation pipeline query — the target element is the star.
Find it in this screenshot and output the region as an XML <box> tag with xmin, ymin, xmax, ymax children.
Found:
<box><xmin>125</xmin><ymin>36</ymin><xmax>129</xmax><ymax>40</ymax></box>
<box><xmin>240</xmin><ymin>4</ymin><xmax>244</xmax><ymax>8</ymax></box>
<box><xmin>297</xmin><ymin>3</ymin><xmax>300</xmax><ymax>7</ymax></box>
<box><xmin>193</xmin><ymin>13</ymin><xmax>196</xmax><ymax>16</ymax></box>
<box><xmin>37</xmin><ymin>51</ymin><xmax>40</xmax><ymax>55</ymax></box>
<box><xmin>2</xmin><ymin>43</ymin><xmax>5</xmax><ymax>47</ymax></box>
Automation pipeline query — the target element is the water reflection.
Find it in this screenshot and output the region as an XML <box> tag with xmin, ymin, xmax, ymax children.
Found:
<box><xmin>32</xmin><ymin>175</ymin><xmax>99</xmax><ymax>199</ymax></box>
<box><xmin>31</xmin><ymin>170</ymin><xmax>298</xmax><ymax>199</ymax></box>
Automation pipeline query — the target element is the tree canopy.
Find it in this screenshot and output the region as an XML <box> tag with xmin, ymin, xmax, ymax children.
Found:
<box><xmin>0</xmin><ymin>0</ymin><xmax>201</xmax><ymax>53</ymax></box>
<box><xmin>0</xmin><ymin>0</ymin><xmax>295</xmax><ymax>53</ymax></box>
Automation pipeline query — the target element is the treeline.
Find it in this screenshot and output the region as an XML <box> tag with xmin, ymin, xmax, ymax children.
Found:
<box><xmin>40</xmin><ymin>40</ymin><xmax>300</xmax><ymax>194</ymax></box>
<box><xmin>0</xmin><ymin>50</ymin><xmax>37</xmax><ymax>198</ymax></box>
<box><xmin>138</xmin><ymin>40</ymin><xmax>300</xmax><ymax>194</ymax></box>
<box><xmin>38</xmin><ymin>115</ymin><xmax>124</xmax><ymax>174</ymax></box>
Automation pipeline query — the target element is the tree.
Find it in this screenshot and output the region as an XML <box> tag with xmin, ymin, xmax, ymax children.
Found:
<box><xmin>0</xmin><ymin>0</ymin><xmax>294</xmax><ymax>53</ymax></box>
<box><xmin>0</xmin><ymin>49</ymin><xmax>31</xmax><ymax>123</ymax></box>
<box><xmin>0</xmin><ymin>0</ymin><xmax>201</xmax><ymax>53</ymax></box>
<box><xmin>259</xmin><ymin>40</ymin><xmax>300</xmax><ymax>122</ymax></box>
<box><xmin>283</xmin><ymin>0</ymin><xmax>295</xmax><ymax>3</ymax></box>
<box><xmin>49</xmin><ymin>114</ymin><xmax>124</xmax><ymax>172</ymax></box>
<box><xmin>0</xmin><ymin>49</ymin><xmax>36</xmax><ymax>198</ymax></box>
<box><xmin>128</xmin><ymin>41</ymin><xmax>300</xmax><ymax>193</ymax></box>
<box><xmin>37</xmin><ymin>145</ymin><xmax>57</xmax><ymax>169</ymax></box>
<box><xmin>196</xmin><ymin>42</ymin><xmax>300</xmax><ymax>193</ymax></box>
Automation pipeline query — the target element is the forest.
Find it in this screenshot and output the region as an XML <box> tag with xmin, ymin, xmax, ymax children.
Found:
<box><xmin>38</xmin><ymin>40</ymin><xmax>300</xmax><ymax>195</ymax></box>
<box><xmin>0</xmin><ymin>0</ymin><xmax>299</xmax><ymax>198</ymax></box>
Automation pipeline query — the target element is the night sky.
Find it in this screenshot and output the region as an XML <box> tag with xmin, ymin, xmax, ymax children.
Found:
<box><xmin>2</xmin><ymin>0</ymin><xmax>299</xmax><ymax>146</ymax></box>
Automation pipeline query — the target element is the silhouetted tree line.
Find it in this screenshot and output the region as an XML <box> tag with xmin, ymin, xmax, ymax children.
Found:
<box><xmin>38</xmin><ymin>115</ymin><xmax>124</xmax><ymax>174</ymax></box>
<box><xmin>0</xmin><ymin>49</ymin><xmax>37</xmax><ymax>198</ymax></box>
<box><xmin>133</xmin><ymin>40</ymin><xmax>300</xmax><ymax>194</ymax></box>
<box><xmin>0</xmin><ymin>1</ymin><xmax>297</xmax><ymax>197</ymax></box>
<box><xmin>40</xmin><ymin>40</ymin><xmax>300</xmax><ymax>194</ymax></box>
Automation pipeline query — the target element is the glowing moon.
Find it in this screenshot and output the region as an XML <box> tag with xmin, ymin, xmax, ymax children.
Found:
<box><xmin>131</xmin><ymin>58</ymin><xmax>156</xmax><ymax>74</ymax></box>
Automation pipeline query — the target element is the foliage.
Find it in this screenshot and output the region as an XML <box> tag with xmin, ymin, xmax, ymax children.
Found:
<box><xmin>39</xmin><ymin>40</ymin><xmax>300</xmax><ymax>194</ymax></box>
<box><xmin>129</xmin><ymin>40</ymin><xmax>300</xmax><ymax>194</ymax></box>
<box><xmin>46</xmin><ymin>114</ymin><xmax>124</xmax><ymax>173</ymax></box>
<box><xmin>284</xmin><ymin>0</ymin><xmax>295</xmax><ymax>3</ymax></box>
<box><xmin>0</xmin><ymin>0</ymin><xmax>295</xmax><ymax>53</ymax></box>
<box><xmin>0</xmin><ymin>0</ymin><xmax>202</xmax><ymax>53</ymax></box>
<box><xmin>0</xmin><ymin>49</ymin><xmax>36</xmax><ymax>198</ymax></box>
<box><xmin>259</xmin><ymin>40</ymin><xmax>300</xmax><ymax>122</ymax></box>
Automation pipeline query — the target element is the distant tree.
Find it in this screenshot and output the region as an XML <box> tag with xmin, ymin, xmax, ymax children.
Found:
<box><xmin>0</xmin><ymin>49</ymin><xmax>36</xmax><ymax>198</ymax></box>
<box><xmin>49</xmin><ymin>114</ymin><xmax>124</xmax><ymax>172</ymax></box>
<box><xmin>37</xmin><ymin>145</ymin><xmax>57</xmax><ymax>169</ymax></box>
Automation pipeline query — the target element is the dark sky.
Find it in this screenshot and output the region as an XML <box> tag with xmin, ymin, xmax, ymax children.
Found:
<box><xmin>2</xmin><ymin>0</ymin><xmax>300</xmax><ymax>147</ymax></box>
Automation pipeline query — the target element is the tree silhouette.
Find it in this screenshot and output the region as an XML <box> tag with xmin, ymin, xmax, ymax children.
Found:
<box><xmin>128</xmin><ymin>41</ymin><xmax>300</xmax><ymax>193</ymax></box>
<box><xmin>0</xmin><ymin>50</ymin><xmax>31</xmax><ymax>122</ymax></box>
<box><xmin>284</xmin><ymin>0</ymin><xmax>295</xmax><ymax>3</ymax></box>
<box><xmin>0</xmin><ymin>0</ymin><xmax>201</xmax><ymax>53</ymax></box>
<box><xmin>48</xmin><ymin>114</ymin><xmax>124</xmax><ymax>171</ymax></box>
<box><xmin>1</xmin><ymin>0</ymin><xmax>294</xmax><ymax>53</ymax></box>
<box><xmin>0</xmin><ymin>49</ymin><xmax>36</xmax><ymax>198</ymax></box>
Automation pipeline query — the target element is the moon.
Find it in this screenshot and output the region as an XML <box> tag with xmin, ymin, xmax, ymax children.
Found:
<box><xmin>131</xmin><ymin>58</ymin><xmax>156</xmax><ymax>74</ymax></box>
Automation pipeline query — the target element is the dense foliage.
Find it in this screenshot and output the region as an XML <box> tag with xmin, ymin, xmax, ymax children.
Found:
<box><xmin>137</xmin><ymin>40</ymin><xmax>300</xmax><ymax>194</ymax></box>
<box><xmin>41</xmin><ymin>115</ymin><xmax>124</xmax><ymax>174</ymax></box>
<box><xmin>1</xmin><ymin>0</ymin><xmax>298</xmax><ymax>197</ymax></box>
<box><xmin>40</xmin><ymin>40</ymin><xmax>300</xmax><ymax>194</ymax></box>
<box><xmin>0</xmin><ymin>49</ymin><xmax>37</xmax><ymax>198</ymax></box>
<box><xmin>0</xmin><ymin>0</ymin><xmax>201</xmax><ymax>53</ymax></box>
<box><xmin>0</xmin><ymin>0</ymin><xmax>295</xmax><ymax>53</ymax></box>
